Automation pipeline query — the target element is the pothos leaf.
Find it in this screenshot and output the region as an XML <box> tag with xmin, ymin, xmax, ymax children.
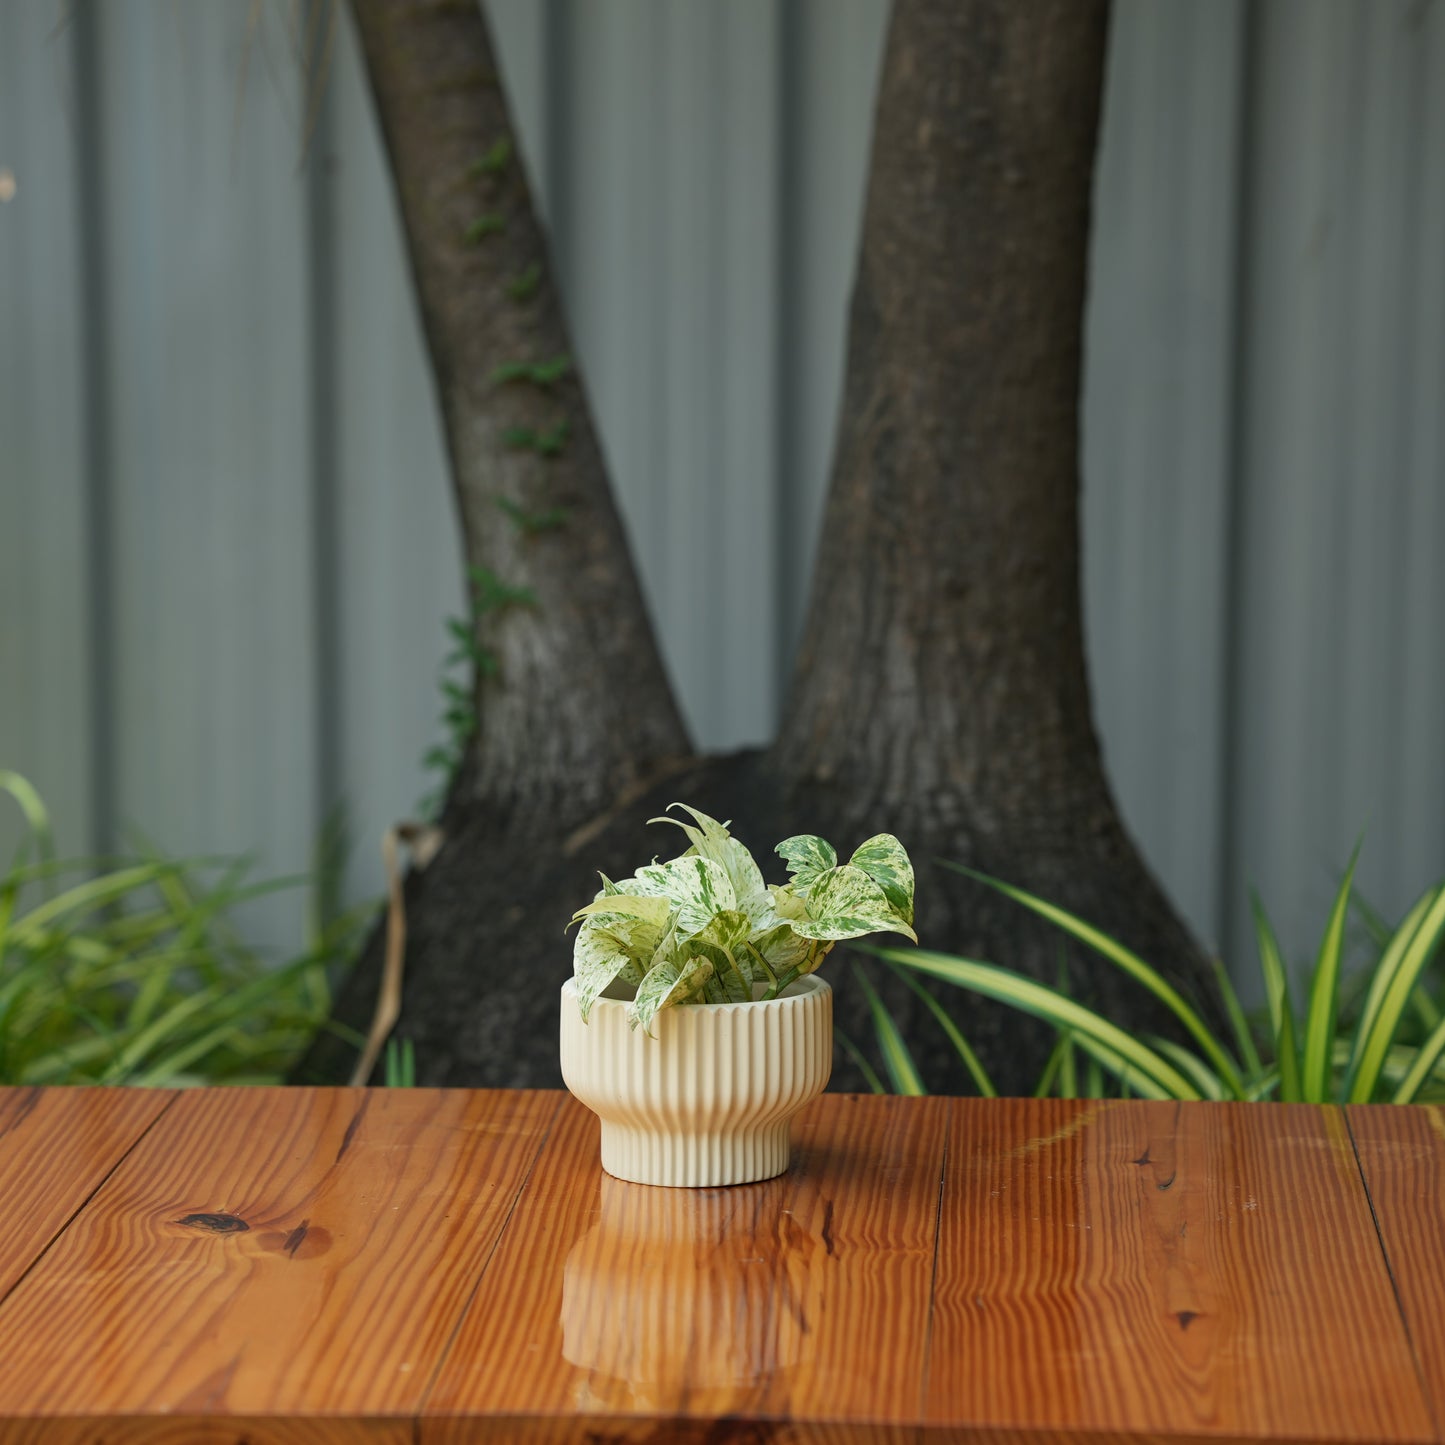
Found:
<box><xmin>629</xmin><ymin>954</ymin><xmax>715</xmax><ymax>1035</ymax></box>
<box><xmin>776</xmin><ymin>835</ymin><xmax>838</xmax><ymax>893</ymax></box>
<box><xmin>740</xmin><ymin>888</ymin><xmax>780</xmax><ymax>933</ymax></box>
<box><xmin>624</xmin><ymin>854</ymin><xmax>735</xmax><ymax>937</ymax></box>
<box><xmin>767</xmin><ymin>884</ymin><xmax>809</xmax><ymax>922</ymax></box>
<box><xmin>568</xmin><ymin>893</ymin><xmax>671</xmax><ymax>933</ymax></box>
<box><xmin>568</xmin><ymin>806</ymin><xmax>919</xmax><ymax>1030</ymax></box>
<box><xmin>689</xmin><ymin>908</ymin><xmax>751</xmax><ymax>954</ymax></box>
<box><xmin>574</xmin><ymin>910</ymin><xmax>664</xmax><ymax>1022</ymax></box>
<box><xmin>788</xmin><ymin>865</ymin><xmax>918</xmax><ymax>943</ymax></box>
<box><xmin>742</xmin><ymin>885</ymin><xmax>820</xmax><ymax>975</ymax></box>
<box><xmin>687</xmin><ymin>909</ymin><xmax>754</xmax><ymax>999</ymax></box>
<box><xmin>751</xmin><ymin>922</ymin><xmax>820</xmax><ymax>974</ymax></box>
<box><xmin>849</xmin><ymin>834</ymin><xmax>915</xmax><ymax>926</ymax></box>
<box><xmin>648</xmin><ymin>803</ymin><xmax>766</xmax><ymax>903</ymax></box>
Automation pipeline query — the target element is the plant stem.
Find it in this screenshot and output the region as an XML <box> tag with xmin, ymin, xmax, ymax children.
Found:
<box><xmin>742</xmin><ymin>941</ymin><xmax>779</xmax><ymax>996</ymax></box>
<box><xmin>764</xmin><ymin>965</ymin><xmax>804</xmax><ymax>1002</ymax></box>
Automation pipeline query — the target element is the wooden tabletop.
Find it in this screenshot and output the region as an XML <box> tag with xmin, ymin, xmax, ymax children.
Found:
<box><xmin>0</xmin><ymin>1088</ymin><xmax>1440</xmax><ymax>1444</ymax></box>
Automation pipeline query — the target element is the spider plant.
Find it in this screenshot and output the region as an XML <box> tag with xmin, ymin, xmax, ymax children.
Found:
<box><xmin>0</xmin><ymin>772</ymin><xmax>369</xmax><ymax>1086</ymax></box>
<box><xmin>865</xmin><ymin>850</ymin><xmax>1445</xmax><ymax>1104</ymax></box>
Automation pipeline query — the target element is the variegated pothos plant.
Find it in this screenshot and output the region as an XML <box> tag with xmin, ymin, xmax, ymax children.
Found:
<box><xmin>569</xmin><ymin>805</ymin><xmax>917</xmax><ymax>1035</ymax></box>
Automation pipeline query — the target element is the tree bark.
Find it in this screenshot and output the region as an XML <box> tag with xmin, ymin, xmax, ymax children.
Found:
<box><xmin>347</xmin><ymin>0</ymin><xmax>689</xmax><ymax>830</ymax></box>
<box><xmin>300</xmin><ymin>0</ymin><xmax>1224</xmax><ymax>1095</ymax></box>
<box><xmin>770</xmin><ymin>0</ymin><xmax>1224</xmax><ymax>1082</ymax></box>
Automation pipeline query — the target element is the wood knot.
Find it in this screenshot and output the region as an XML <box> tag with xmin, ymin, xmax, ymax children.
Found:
<box><xmin>176</xmin><ymin>1212</ymin><xmax>249</xmax><ymax>1234</ymax></box>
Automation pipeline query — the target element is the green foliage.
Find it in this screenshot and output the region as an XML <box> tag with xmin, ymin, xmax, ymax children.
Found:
<box><xmin>854</xmin><ymin>964</ymin><xmax>923</xmax><ymax>1094</ymax></box>
<box><xmin>384</xmin><ymin>1036</ymin><xmax>416</xmax><ymax>1088</ymax></box>
<box><xmin>834</xmin><ymin>1028</ymin><xmax>886</xmax><ymax>1095</ymax></box>
<box><xmin>504</xmin><ymin>263</ymin><xmax>543</xmax><ymax>302</ymax></box>
<box><xmin>463</xmin><ymin>214</ymin><xmax>505</xmax><ymax>245</ymax></box>
<box><xmin>419</xmin><ymin>566</ymin><xmax>537</xmax><ymax>818</ymax></box>
<box><xmin>866</xmin><ymin>851</ymin><xmax>1445</xmax><ymax>1104</ymax></box>
<box><xmin>468</xmin><ymin>566</ymin><xmax>537</xmax><ymax>614</ymax></box>
<box><xmin>568</xmin><ymin>805</ymin><xmax>916</xmax><ymax>1036</ymax></box>
<box><xmin>490</xmin><ymin>354</ymin><xmax>570</xmax><ymax>389</ymax></box>
<box><xmin>503</xmin><ymin>419</ymin><xmax>570</xmax><ymax>456</ymax></box>
<box><xmin>469</xmin><ymin>135</ymin><xmax>512</xmax><ymax>177</ymax></box>
<box><xmin>495</xmin><ymin>495</ymin><xmax>569</xmax><ymax>535</ymax></box>
<box><xmin>0</xmin><ymin>774</ymin><xmax>367</xmax><ymax>1087</ymax></box>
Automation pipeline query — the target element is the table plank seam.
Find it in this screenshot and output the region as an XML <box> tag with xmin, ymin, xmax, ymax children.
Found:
<box><xmin>0</xmin><ymin>1088</ymin><xmax>179</xmax><ymax>1316</ymax></box>
<box><xmin>916</xmin><ymin>1095</ymin><xmax>952</xmax><ymax>1422</ymax></box>
<box><xmin>413</xmin><ymin>1090</ymin><xmax>568</xmax><ymax>1424</ymax></box>
<box><xmin>1344</xmin><ymin>1108</ymin><xmax>1444</xmax><ymax>1444</ymax></box>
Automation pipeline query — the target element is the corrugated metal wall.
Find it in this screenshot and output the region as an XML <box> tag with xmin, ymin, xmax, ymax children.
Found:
<box><xmin>2</xmin><ymin>0</ymin><xmax>1442</xmax><ymax>985</ymax></box>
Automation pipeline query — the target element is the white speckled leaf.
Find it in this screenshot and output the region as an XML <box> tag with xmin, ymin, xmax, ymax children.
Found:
<box><xmin>768</xmin><ymin>883</ymin><xmax>810</xmax><ymax>922</ymax></box>
<box><xmin>751</xmin><ymin>921</ymin><xmax>816</xmax><ymax>973</ymax></box>
<box><xmin>573</xmin><ymin>905</ymin><xmax>669</xmax><ymax>1022</ymax></box>
<box><xmin>775</xmin><ymin>835</ymin><xmax>838</xmax><ymax>893</ymax></box>
<box><xmin>740</xmin><ymin>887</ymin><xmax>779</xmax><ymax>933</ymax></box>
<box><xmin>629</xmin><ymin>953</ymin><xmax>715</xmax><ymax>1035</ymax></box>
<box><xmin>848</xmin><ymin>834</ymin><xmax>915</xmax><ymax>925</ymax></box>
<box><xmin>624</xmin><ymin>854</ymin><xmax>735</xmax><ymax>938</ymax></box>
<box><xmin>569</xmin><ymin>893</ymin><xmax>672</xmax><ymax>933</ymax></box>
<box><xmin>688</xmin><ymin>909</ymin><xmax>754</xmax><ymax>999</ymax></box>
<box><xmin>739</xmin><ymin>884</ymin><xmax>819</xmax><ymax>975</ymax></box>
<box><xmin>689</xmin><ymin>907</ymin><xmax>750</xmax><ymax>953</ymax></box>
<box><xmin>648</xmin><ymin>803</ymin><xmax>768</xmax><ymax>904</ymax></box>
<box><xmin>788</xmin><ymin>865</ymin><xmax>919</xmax><ymax>943</ymax></box>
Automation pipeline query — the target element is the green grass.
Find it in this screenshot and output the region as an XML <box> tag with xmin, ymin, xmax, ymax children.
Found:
<box><xmin>0</xmin><ymin>772</ymin><xmax>369</xmax><ymax>1086</ymax></box>
<box><xmin>862</xmin><ymin>850</ymin><xmax>1445</xmax><ymax>1104</ymax></box>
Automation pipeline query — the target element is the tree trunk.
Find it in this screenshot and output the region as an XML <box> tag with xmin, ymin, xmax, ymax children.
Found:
<box><xmin>300</xmin><ymin>0</ymin><xmax>1223</xmax><ymax>1095</ymax></box>
<box><xmin>771</xmin><ymin>0</ymin><xmax>1223</xmax><ymax>1082</ymax></box>
<box><xmin>346</xmin><ymin>0</ymin><xmax>689</xmax><ymax>829</ymax></box>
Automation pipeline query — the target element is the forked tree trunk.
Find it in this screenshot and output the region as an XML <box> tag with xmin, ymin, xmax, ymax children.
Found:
<box><xmin>300</xmin><ymin>0</ymin><xmax>1223</xmax><ymax>1094</ymax></box>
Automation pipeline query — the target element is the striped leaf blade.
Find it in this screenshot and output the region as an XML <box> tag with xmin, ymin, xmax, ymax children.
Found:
<box><xmin>1252</xmin><ymin>893</ymin><xmax>1301</xmax><ymax>1102</ymax></box>
<box><xmin>1392</xmin><ymin>1014</ymin><xmax>1445</xmax><ymax>1104</ymax></box>
<box><xmin>854</xmin><ymin>965</ymin><xmax>925</xmax><ymax>1095</ymax></box>
<box><xmin>872</xmin><ymin>946</ymin><xmax>1202</xmax><ymax>1100</ymax></box>
<box><xmin>1343</xmin><ymin>884</ymin><xmax>1439</xmax><ymax>1084</ymax></box>
<box><xmin>1347</xmin><ymin>885</ymin><xmax>1445</xmax><ymax>1103</ymax></box>
<box><xmin>942</xmin><ymin>863</ymin><xmax>1243</xmax><ymax>1097</ymax></box>
<box><xmin>1301</xmin><ymin>846</ymin><xmax>1361</xmax><ymax>1102</ymax></box>
<box><xmin>887</xmin><ymin>963</ymin><xmax>997</xmax><ymax>1097</ymax></box>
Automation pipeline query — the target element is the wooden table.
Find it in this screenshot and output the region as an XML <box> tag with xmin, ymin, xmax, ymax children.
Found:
<box><xmin>0</xmin><ymin>1088</ymin><xmax>1441</xmax><ymax>1443</ymax></box>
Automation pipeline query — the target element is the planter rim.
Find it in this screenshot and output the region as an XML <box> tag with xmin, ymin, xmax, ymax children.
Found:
<box><xmin>560</xmin><ymin>972</ymin><xmax>829</xmax><ymax>1018</ymax></box>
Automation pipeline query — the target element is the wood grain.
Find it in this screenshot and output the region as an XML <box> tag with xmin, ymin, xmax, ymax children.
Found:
<box><xmin>928</xmin><ymin>1098</ymin><xmax>1434</xmax><ymax>1443</ymax></box>
<box><xmin>2</xmin><ymin>1092</ymin><xmax>1442</xmax><ymax>1443</ymax></box>
<box><xmin>0</xmin><ymin>1087</ymin><xmax>172</xmax><ymax>1302</ymax></box>
<box><xmin>0</xmin><ymin>1087</ymin><xmax>559</xmax><ymax>1441</ymax></box>
<box><xmin>1348</xmin><ymin>1105</ymin><xmax>1445</xmax><ymax>1434</ymax></box>
<box><xmin>421</xmin><ymin>1092</ymin><xmax>951</xmax><ymax>1444</ymax></box>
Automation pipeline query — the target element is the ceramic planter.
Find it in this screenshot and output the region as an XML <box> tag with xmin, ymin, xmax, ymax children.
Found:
<box><xmin>559</xmin><ymin>975</ymin><xmax>832</xmax><ymax>1187</ymax></box>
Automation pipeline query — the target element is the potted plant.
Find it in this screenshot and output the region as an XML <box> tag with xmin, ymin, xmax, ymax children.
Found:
<box><xmin>560</xmin><ymin>804</ymin><xmax>916</xmax><ymax>1186</ymax></box>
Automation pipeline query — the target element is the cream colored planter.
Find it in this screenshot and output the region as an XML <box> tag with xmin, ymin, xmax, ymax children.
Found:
<box><xmin>559</xmin><ymin>975</ymin><xmax>832</xmax><ymax>1187</ymax></box>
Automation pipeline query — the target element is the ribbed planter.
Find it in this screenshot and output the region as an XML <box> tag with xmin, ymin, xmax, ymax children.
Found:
<box><xmin>559</xmin><ymin>975</ymin><xmax>833</xmax><ymax>1187</ymax></box>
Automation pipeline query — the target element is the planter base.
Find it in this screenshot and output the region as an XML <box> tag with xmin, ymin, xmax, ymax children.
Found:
<box><xmin>560</xmin><ymin>975</ymin><xmax>832</xmax><ymax>1188</ymax></box>
<box><xmin>600</xmin><ymin>1121</ymin><xmax>791</xmax><ymax>1188</ymax></box>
